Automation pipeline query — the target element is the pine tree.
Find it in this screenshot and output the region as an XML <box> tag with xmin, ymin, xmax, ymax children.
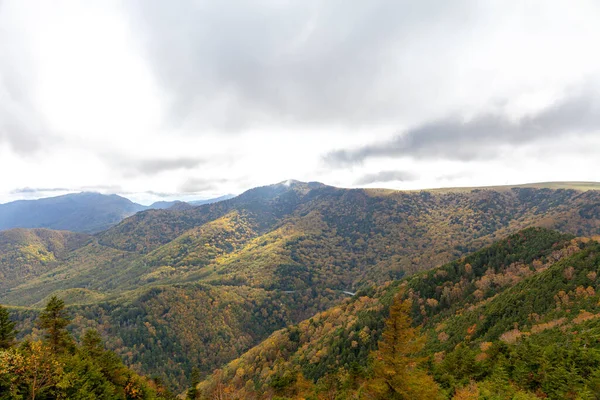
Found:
<box><xmin>365</xmin><ymin>293</ymin><xmax>440</xmax><ymax>400</ymax></box>
<box><xmin>187</xmin><ymin>366</ymin><xmax>200</xmax><ymax>399</ymax></box>
<box><xmin>0</xmin><ymin>304</ymin><xmax>17</xmax><ymax>349</ymax></box>
<box><xmin>38</xmin><ymin>296</ymin><xmax>71</xmax><ymax>353</ymax></box>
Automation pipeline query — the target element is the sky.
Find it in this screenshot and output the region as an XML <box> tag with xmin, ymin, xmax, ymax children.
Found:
<box><xmin>1</xmin><ymin>0</ymin><xmax>600</xmax><ymax>205</ymax></box>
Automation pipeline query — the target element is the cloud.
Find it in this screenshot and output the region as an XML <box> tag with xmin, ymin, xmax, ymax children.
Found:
<box><xmin>111</xmin><ymin>156</ymin><xmax>205</xmax><ymax>176</ymax></box>
<box><xmin>133</xmin><ymin>158</ymin><xmax>204</xmax><ymax>175</ymax></box>
<box><xmin>10</xmin><ymin>187</ymin><xmax>69</xmax><ymax>194</ymax></box>
<box><xmin>0</xmin><ymin>64</ymin><xmax>48</xmax><ymax>155</ymax></box>
<box><xmin>179</xmin><ymin>177</ymin><xmax>231</xmax><ymax>193</ymax></box>
<box><xmin>325</xmin><ymin>90</ymin><xmax>600</xmax><ymax>166</ymax></box>
<box><xmin>123</xmin><ymin>0</ymin><xmax>471</xmax><ymax>131</ymax></box>
<box><xmin>0</xmin><ymin>4</ymin><xmax>50</xmax><ymax>155</ymax></box>
<box><xmin>354</xmin><ymin>170</ymin><xmax>417</xmax><ymax>185</ymax></box>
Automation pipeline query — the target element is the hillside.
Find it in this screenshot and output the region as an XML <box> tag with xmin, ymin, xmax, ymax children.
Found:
<box><xmin>0</xmin><ymin>228</ymin><xmax>90</xmax><ymax>292</ymax></box>
<box><xmin>2</xmin><ymin>182</ymin><xmax>600</xmax><ymax>392</ymax></box>
<box><xmin>425</xmin><ymin>181</ymin><xmax>600</xmax><ymax>193</ymax></box>
<box><xmin>0</xmin><ymin>298</ymin><xmax>176</xmax><ymax>399</ymax></box>
<box><xmin>197</xmin><ymin>227</ymin><xmax>600</xmax><ymax>399</ymax></box>
<box><xmin>0</xmin><ymin>192</ymin><xmax>147</xmax><ymax>233</ymax></box>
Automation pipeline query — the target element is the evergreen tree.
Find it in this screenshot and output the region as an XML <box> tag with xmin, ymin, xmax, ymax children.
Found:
<box><xmin>187</xmin><ymin>366</ymin><xmax>200</xmax><ymax>399</ymax></box>
<box><xmin>365</xmin><ymin>293</ymin><xmax>440</xmax><ymax>400</ymax></box>
<box><xmin>81</xmin><ymin>329</ymin><xmax>104</xmax><ymax>359</ymax></box>
<box><xmin>38</xmin><ymin>296</ymin><xmax>71</xmax><ymax>353</ymax></box>
<box><xmin>0</xmin><ymin>305</ymin><xmax>17</xmax><ymax>349</ymax></box>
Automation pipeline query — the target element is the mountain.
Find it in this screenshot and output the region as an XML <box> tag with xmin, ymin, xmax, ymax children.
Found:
<box><xmin>147</xmin><ymin>200</ymin><xmax>186</xmax><ymax>210</ymax></box>
<box><xmin>189</xmin><ymin>194</ymin><xmax>236</xmax><ymax>206</ymax></box>
<box><xmin>196</xmin><ymin>227</ymin><xmax>600</xmax><ymax>399</ymax></box>
<box><xmin>148</xmin><ymin>195</ymin><xmax>237</xmax><ymax>211</ymax></box>
<box><xmin>2</xmin><ymin>181</ymin><xmax>600</xmax><ymax>391</ymax></box>
<box><xmin>0</xmin><ymin>192</ymin><xmax>147</xmax><ymax>233</ymax></box>
<box><xmin>0</xmin><ymin>192</ymin><xmax>240</xmax><ymax>234</ymax></box>
<box><xmin>0</xmin><ymin>228</ymin><xmax>90</xmax><ymax>292</ymax></box>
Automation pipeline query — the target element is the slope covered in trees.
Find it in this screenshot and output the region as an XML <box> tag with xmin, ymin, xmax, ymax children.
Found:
<box><xmin>8</xmin><ymin>183</ymin><xmax>600</xmax><ymax>303</ymax></box>
<box><xmin>196</xmin><ymin>228</ymin><xmax>600</xmax><ymax>399</ymax></box>
<box><xmin>0</xmin><ymin>228</ymin><xmax>90</xmax><ymax>293</ymax></box>
<box><xmin>0</xmin><ymin>299</ymin><xmax>175</xmax><ymax>399</ymax></box>
<box><xmin>2</xmin><ymin>182</ymin><xmax>600</xmax><ymax>392</ymax></box>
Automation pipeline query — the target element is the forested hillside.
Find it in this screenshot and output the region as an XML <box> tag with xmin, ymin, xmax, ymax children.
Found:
<box><xmin>0</xmin><ymin>297</ymin><xmax>175</xmax><ymax>399</ymax></box>
<box><xmin>0</xmin><ymin>228</ymin><xmax>90</xmax><ymax>291</ymax></box>
<box><xmin>197</xmin><ymin>228</ymin><xmax>600</xmax><ymax>399</ymax></box>
<box><xmin>2</xmin><ymin>182</ymin><xmax>600</xmax><ymax>392</ymax></box>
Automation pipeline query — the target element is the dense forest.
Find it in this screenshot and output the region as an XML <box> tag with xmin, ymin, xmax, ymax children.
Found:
<box><xmin>0</xmin><ymin>297</ymin><xmax>175</xmax><ymax>399</ymax></box>
<box><xmin>196</xmin><ymin>228</ymin><xmax>600</xmax><ymax>399</ymax></box>
<box><xmin>1</xmin><ymin>182</ymin><xmax>600</xmax><ymax>393</ymax></box>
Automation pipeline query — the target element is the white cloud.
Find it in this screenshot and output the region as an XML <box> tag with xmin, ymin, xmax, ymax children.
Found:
<box><xmin>1</xmin><ymin>0</ymin><xmax>600</xmax><ymax>204</ymax></box>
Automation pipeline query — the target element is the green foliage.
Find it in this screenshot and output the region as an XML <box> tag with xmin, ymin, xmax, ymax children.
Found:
<box><xmin>0</xmin><ymin>306</ymin><xmax>173</xmax><ymax>399</ymax></box>
<box><xmin>197</xmin><ymin>229</ymin><xmax>600</xmax><ymax>399</ymax></box>
<box><xmin>39</xmin><ymin>295</ymin><xmax>72</xmax><ymax>353</ymax></box>
<box><xmin>0</xmin><ymin>228</ymin><xmax>90</xmax><ymax>293</ymax></box>
<box><xmin>0</xmin><ymin>305</ymin><xmax>17</xmax><ymax>349</ymax></box>
<box><xmin>3</xmin><ymin>183</ymin><xmax>600</xmax><ymax>394</ymax></box>
<box><xmin>186</xmin><ymin>367</ymin><xmax>200</xmax><ymax>399</ymax></box>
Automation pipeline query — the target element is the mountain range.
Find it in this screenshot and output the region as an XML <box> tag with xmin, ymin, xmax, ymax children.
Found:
<box><xmin>1</xmin><ymin>180</ymin><xmax>600</xmax><ymax>393</ymax></box>
<box><xmin>0</xmin><ymin>192</ymin><xmax>235</xmax><ymax>234</ymax></box>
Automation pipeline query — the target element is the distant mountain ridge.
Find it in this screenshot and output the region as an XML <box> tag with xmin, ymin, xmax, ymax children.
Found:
<box><xmin>189</xmin><ymin>194</ymin><xmax>235</xmax><ymax>205</ymax></box>
<box><xmin>0</xmin><ymin>192</ymin><xmax>146</xmax><ymax>234</ymax></box>
<box><xmin>0</xmin><ymin>192</ymin><xmax>235</xmax><ymax>234</ymax></box>
<box><xmin>2</xmin><ymin>180</ymin><xmax>600</xmax><ymax>390</ymax></box>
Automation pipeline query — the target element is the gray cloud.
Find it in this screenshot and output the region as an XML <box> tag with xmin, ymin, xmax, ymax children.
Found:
<box><xmin>80</xmin><ymin>184</ymin><xmax>124</xmax><ymax>192</ymax></box>
<box><xmin>0</xmin><ymin>12</ymin><xmax>49</xmax><ymax>155</ymax></box>
<box><xmin>133</xmin><ymin>158</ymin><xmax>204</xmax><ymax>175</ymax></box>
<box><xmin>354</xmin><ymin>170</ymin><xmax>417</xmax><ymax>185</ymax></box>
<box><xmin>112</xmin><ymin>157</ymin><xmax>205</xmax><ymax>176</ymax></box>
<box><xmin>0</xmin><ymin>70</ymin><xmax>47</xmax><ymax>155</ymax></box>
<box><xmin>124</xmin><ymin>0</ymin><xmax>471</xmax><ymax>131</ymax></box>
<box><xmin>325</xmin><ymin>90</ymin><xmax>600</xmax><ymax>166</ymax></box>
<box><xmin>144</xmin><ymin>190</ymin><xmax>174</xmax><ymax>198</ymax></box>
<box><xmin>10</xmin><ymin>187</ymin><xmax>69</xmax><ymax>194</ymax></box>
<box><xmin>179</xmin><ymin>177</ymin><xmax>230</xmax><ymax>193</ymax></box>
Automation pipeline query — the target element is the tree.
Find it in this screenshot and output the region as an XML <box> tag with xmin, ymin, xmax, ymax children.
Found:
<box><xmin>186</xmin><ymin>367</ymin><xmax>200</xmax><ymax>399</ymax></box>
<box><xmin>0</xmin><ymin>305</ymin><xmax>17</xmax><ymax>349</ymax></box>
<box><xmin>38</xmin><ymin>296</ymin><xmax>71</xmax><ymax>353</ymax></box>
<box><xmin>364</xmin><ymin>293</ymin><xmax>440</xmax><ymax>399</ymax></box>
<box><xmin>81</xmin><ymin>329</ymin><xmax>104</xmax><ymax>359</ymax></box>
<box><xmin>20</xmin><ymin>340</ymin><xmax>62</xmax><ymax>400</ymax></box>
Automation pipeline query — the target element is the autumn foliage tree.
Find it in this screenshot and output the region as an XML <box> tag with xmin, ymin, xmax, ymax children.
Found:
<box><xmin>0</xmin><ymin>298</ymin><xmax>174</xmax><ymax>399</ymax></box>
<box><xmin>364</xmin><ymin>293</ymin><xmax>440</xmax><ymax>400</ymax></box>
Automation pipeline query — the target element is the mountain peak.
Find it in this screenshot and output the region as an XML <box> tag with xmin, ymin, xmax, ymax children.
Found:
<box><xmin>274</xmin><ymin>179</ymin><xmax>326</xmax><ymax>189</ymax></box>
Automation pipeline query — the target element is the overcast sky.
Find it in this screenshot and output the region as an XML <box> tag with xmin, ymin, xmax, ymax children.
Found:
<box><xmin>1</xmin><ymin>0</ymin><xmax>599</xmax><ymax>205</ymax></box>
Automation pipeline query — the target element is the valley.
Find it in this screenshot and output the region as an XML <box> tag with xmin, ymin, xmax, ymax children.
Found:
<box><xmin>1</xmin><ymin>181</ymin><xmax>600</xmax><ymax>396</ymax></box>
